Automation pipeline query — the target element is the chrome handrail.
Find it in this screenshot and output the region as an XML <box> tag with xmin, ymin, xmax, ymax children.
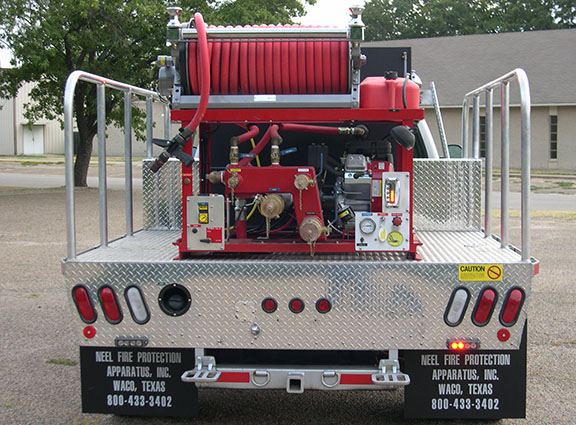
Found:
<box><xmin>461</xmin><ymin>68</ymin><xmax>531</xmax><ymax>261</ymax></box>
<box><xmin>64</xmin><ymin>70</ymin><xmax>170</xmax><ymax>260</ymax></box>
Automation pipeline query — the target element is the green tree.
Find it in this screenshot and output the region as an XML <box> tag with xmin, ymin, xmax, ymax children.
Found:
<box><xmin>0</xmin><ymin>0</ymin><xmax>314</xmax><ymax>186</ymax></box>
<box><xmin>363</xmin><ymin>0</ymin><xmax>576</xmax><ymax>41</ymax></box>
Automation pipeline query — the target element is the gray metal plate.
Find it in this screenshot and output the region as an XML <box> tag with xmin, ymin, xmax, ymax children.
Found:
<box><xmin>64</xmin><ymin>230</ymin><xmax>532</xmax><ymax>352</ymax></box>
<box><xmin>413</xmin><ymin>159</ymin><xmax>482</xmax><ymax>231</ymax></box>
<box><xmin>142</xmin><ymin>158</ymin><xmax>181</xmax><ymax>230</ymax></box>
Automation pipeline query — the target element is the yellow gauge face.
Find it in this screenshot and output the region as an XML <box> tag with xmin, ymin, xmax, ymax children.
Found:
<box><xmin>387</xmin><ymin>231</ymin><xmax>403</xmax><ymax>247</ymax></box>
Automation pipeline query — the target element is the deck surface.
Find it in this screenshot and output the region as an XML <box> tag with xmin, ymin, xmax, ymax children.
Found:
<box><xmin>74</xmin><ymin>229</ymin><xmax>523</xmax><ymax>264</ymax></box>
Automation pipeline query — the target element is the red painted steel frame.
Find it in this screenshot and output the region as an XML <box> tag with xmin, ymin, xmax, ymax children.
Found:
<box><xmin>172</xmin><ymin>108</ymin><xmax>424</xmax><ymax>124</ymax></box>
<box><xmin>175</xmin><ymin>107</ymin><xmax>422</xmax><ymax>257</ymax></box>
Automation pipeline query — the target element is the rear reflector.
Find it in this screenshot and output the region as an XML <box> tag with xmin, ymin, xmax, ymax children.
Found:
<box><xmin>472</xmin><ymin>288</ymin><xmax>497</xmax><ymax>326</ymax></box>
<box><xmin>340</xmin><ymin>374</ymin><xmax>373</xmax><ymax>385</ymax></box>
<box><xmin>98</xmin><ymin>286</ymin><xmax>123</xmax><ymax>324</ymax></box>
<box><xmin>125</xmin><ymin>286</ymin><xmax>150</xmax><ymax>324</ymax></box>
<box><xmin>500</xmin><ymin>288</ymin><xmax>525</xmax><ymax>326</ymax></box>
<box><xmin>72</xmin><ymin>285</ymin><xmax>97</xmax><ymax>324</ymax></box>
<box><xmin>262</xmin><ymin>297</ymin><xmax>278</xmax><ymax>313</ymax></box>
<box><xmin>289</xmin><ymin>298</ymin><xmax>305</xmax><ymax>314</ymax></box>
<box><xmin>315</xmin><ymin>298</ymin><xmax>332</xmax><ymax>314</ymax></box>
<box><xmin>444</xmin><ymin>287</ymin><xmax>470</xmax><ymax>326</ymax></box>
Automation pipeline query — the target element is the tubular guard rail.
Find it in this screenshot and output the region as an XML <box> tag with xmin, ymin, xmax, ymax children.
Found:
<box><xmin>461</xmin><ymin>68</ymin><xmax>531</xmax><ymax>261</ymax></box>
<box><xmin>64</xmin><ymin>71</ymin><xmax>169</xmax><ymax>260</ymax></box>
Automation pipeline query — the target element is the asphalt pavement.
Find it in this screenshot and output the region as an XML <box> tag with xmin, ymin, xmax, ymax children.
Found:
<box><xmin>0</xmin><ymin>160</ymin><xmax>575</xmax><ymax>424</ymax></box>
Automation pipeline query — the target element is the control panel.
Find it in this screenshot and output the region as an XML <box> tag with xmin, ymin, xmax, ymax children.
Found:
<box><xmin>186</xmin><ymin>195</ymin><xmax>225</xmax><ymax>251</ymax></box>
<box><xmin>355</xmin><ymin>172</ymin><xmax>410</xmax><ymax>251</ymax></box>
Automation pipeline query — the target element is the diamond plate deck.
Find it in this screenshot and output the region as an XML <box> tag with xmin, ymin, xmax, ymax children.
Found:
<box><xmin>64</xmin><ymin>229</ymin><xmax>533</xmax><ymax>352</ymax></box>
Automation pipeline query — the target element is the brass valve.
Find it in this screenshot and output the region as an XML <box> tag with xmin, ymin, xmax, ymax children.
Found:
<box><xmin>298</xmin><ymin>216</ymin><xmax>325</xmax><ymax>243</ymax></box>
<box><xmin>227</xmin><ymin>172</ymin><xmax>240</xmax><ymax>190</ymax></box>
<box><xmin>259</xmin><ymin>194</ymin><xmax>285</xmax><ymax>219</ymax></box>
<box><xmin>294</xmin><ymin>174</ymin><xmax>315</xmax><ymax>210</ymax></box>
<box><xmin>294</xmin><ymin>174</ymin><xmax>314</xmax><ymax>191</ymax></box>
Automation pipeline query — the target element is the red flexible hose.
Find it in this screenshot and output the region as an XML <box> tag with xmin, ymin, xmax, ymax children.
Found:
<box><xmin>185</xmin><ymin>13</ymin><xmax>210</xmax><ymax>133</ymax></box>
<box><xmin>238</xmin><ymin>125</ymin><xmax>276</xmax><ymax>166</ymax></box>
<box><xmin>237</xmin><ymin>125</ymin><xmax>260</xmax><ymax>144</ymax></box>
<box><xmin>229</xmin><ymin>39</ymin><xmax>239</xmax><ymax>94</ymax></box>
<box><xmin>220</xmin><ymin>39</ymin><xmax>230</xmax><ymax>95</ymax></box>
<box><xmin>188</xmin><ymin>28</ymin><xmax>350</xmax><ymax>95</ymax></box>
<box><xmin>280</xmin><ymin>123</ymin><xmax>340</xmax><ymax>135</ymax></box>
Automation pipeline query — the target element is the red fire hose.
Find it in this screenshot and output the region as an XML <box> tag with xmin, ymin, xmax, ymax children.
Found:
<box><xmin>187</xmin><ymin>28</ymin><xmax>349</xmax><ymax>95</ymax></box>
<box><xmin>151</xmin><ymin>12</ymin><xmax>210</xmax><ymax>173</ymax></box>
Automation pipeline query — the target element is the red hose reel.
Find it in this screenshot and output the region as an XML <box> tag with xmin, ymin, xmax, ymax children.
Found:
<box><xmin>187</xmin><ymin>26</ymin><xmax>350</xmax><ymax>96</ymax></box>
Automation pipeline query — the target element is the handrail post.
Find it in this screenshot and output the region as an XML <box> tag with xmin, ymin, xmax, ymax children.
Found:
<box><xmin>146</xmin><ymin>96</ymin><xmax>154</xmax><ymax>158</ymax></box>
<box><xmin>164</xmin><ymin>103</ymin><xmax>171</xmax><ymax>140</ymax></box>
<box><xmin>472</xmin><ymin>95</ymin><xmax>480</xmax><ymax>159</ymax></box>
<box><xmin>500</xmin><ymin>82</ymin><xmax>510</xmax><ymax>248</ymax></box>
<box><xmin>518</xmin><ymin>71</ymin><xmax>531</xmax><ymax>261</ymax></box>
<box><xmin>64</xmin><ymin>73</ymin><xmax>80</xmax><ymax>260</ymax></box>
<box><xmin>124</xmin><ymin>90</ymin><xmax>134</xmax><ymax>236</ymax></box>
<box><xmin>461</xmin><ymin>99</ymin><xmax>470</xmax><ymax>158</ymax></box>
<box><xmin>97</xmin><ymin>84</ymin><xmax>108</xmax><ymax>248</ymax></box>
<box><xmin>484</xmin><ymin>88</ymin><xmax>493</xmax><ymax>238</ymax></box>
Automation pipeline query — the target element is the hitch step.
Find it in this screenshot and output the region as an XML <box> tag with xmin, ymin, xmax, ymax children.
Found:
<box><xmin>181</xmin><ymin>356</ymin><xmax>221</xmax><ymax>383</ymax></box>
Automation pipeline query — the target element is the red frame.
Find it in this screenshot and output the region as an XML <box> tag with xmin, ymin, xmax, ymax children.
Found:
<box><xmin>175</xmin><ymin>108</ymin><xmax>424</xmax><ymax>258</ymax></box>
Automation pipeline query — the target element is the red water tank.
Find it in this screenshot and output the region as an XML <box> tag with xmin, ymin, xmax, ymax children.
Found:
<box><xmin>359</xmin><ymin>76</ymin><xmax>420</xmax><ymax>109</ymax></box>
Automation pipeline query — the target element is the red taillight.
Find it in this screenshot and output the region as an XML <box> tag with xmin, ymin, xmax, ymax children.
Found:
<box><xmin>315</xmin><ymin>298</ymin><xmax>332</xmax><ymax>314</ymax></box>
<box><xmin>500</xmin><ymin>288</ymin><xmax>524</xmax><ymax>326</ymax></box>
<box><xmin>98</xmin><ymin>286</ymin><xmax>122</xmax><ymax>324</ymax></box>
<box><xmin>472</xmin><ymin>288</ymin><xmax>497</xmax><ymax>326</ymax></box>
<box><xmin>289</xmin><ymin>298</ymin><xmax>305</xmax><ymax>314</ymax></box>
<box><xmin>262</xmin><ymin>298</ymin><xmax>278</xmax><ymax>313</ymax></box>
<box><xmin>72</xmin><ymin>285</ymin><xmax>97</xmax><ymax>324</ymax></box>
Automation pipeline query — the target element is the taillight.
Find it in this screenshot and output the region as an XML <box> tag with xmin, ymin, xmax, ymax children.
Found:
<box><xmin>447</xmin><ymin>339</ymin><xmax>479</xmax><ymax>350</ymax></box>
<box><xmin>472</xmin><ymin>288</ymin><xmax>497</xmax><ymax>326</ymax></box>
<box><xmin>98</xmin><ymin>286</ymin><xmax>123</xmax><ymax>324</ymax></box>
<box><xmin>444</xmin><ymin>287</ymin><xmax>470</xmax><ymax>326</ymax></box>
<box><xmin>72</xmin><ymin>285</ymin><xmax>97</xmax><ymax>324</ymax></box>
<box><xmin>289</xmin><ymin>298</ymin><xmax>305</xmax><ymax>314</ymax></box>
<box><xmin>262</xmin><ymin>298</ymin><xmax>278</xmax><ymax>313</ymax></box>
<box><xmin>125</xmin><ymin>286</ymin><xmax>150</xmax><ymax>324</ymax></box>
<box><xmin>500</xmin><ymin>288</ymin><xmax>525</xmax><ymax>326</ymax></box>
<box><xmin>315</xmin><ymin>298</ymin><xmax>332</xmax><ymax>314</ymax></box>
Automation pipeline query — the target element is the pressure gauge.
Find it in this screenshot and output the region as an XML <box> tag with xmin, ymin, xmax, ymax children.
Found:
<box><xmin>387</xmin><ymin>231</ymin><xmax>403</xmax><ymax>247</ymax></box>
<box><xmin>359</xmin><ymin>218</ymin><xmax>376</xmax><ymax>235</ymax></box>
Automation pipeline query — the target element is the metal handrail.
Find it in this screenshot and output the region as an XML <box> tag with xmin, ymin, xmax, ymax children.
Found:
<box><xmin>64</xmin><ymin>70</ymin><xmax>170</xmax><ymax>260</ymax></box>
<box><xmin>461</xmin><ymin>68</ymin><xmax>531</xmax><ymax>261</ymax></box>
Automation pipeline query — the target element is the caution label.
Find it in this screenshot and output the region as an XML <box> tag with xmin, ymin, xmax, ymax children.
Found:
<box><xmin>459</xmin><ymin>264</ymin><xmax>503</xmax><ymax>282</ymax></box>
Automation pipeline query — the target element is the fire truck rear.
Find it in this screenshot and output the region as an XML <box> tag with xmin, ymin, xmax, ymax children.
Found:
<box><xmin>62</xmin><ymin>6</ymin><xmax>538</xmax><ymax>419</ymax></box>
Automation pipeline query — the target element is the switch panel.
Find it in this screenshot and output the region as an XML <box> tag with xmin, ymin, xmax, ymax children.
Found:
<box><xmin>187</xmin><ymin>195</ymin><xmax>225</xmax><ymax>251</ymax></box>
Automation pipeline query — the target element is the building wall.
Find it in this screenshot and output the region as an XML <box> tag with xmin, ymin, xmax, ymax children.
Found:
<box><xmin>0</xmin><ymin>97</ymin><xmax>15</xmax><ymax>155</ymax></box>
<box><xmin>13</xmin><ymin>83</ymin><xmax>65</xmax><ymax>155</ymax></box>
<box><xmin>424</xmin><ymin>105</ymin><xmax>576</xmax><ymax>171</ymax></box>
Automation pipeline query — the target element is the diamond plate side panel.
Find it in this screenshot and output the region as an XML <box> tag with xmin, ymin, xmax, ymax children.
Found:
<box><xmin>64</xmin><ymin>258</ymin><xmax>532</xmax><ymax>352</ymax></box>
<box><xmin>142</xmin><ymin>158</ymin><xmax>182</xmax><ymax>230</ymax></box>
<box><xmin>413</xmin><ymin>159</ymin><xmax>482</xmax><ymax>231</ymax></box>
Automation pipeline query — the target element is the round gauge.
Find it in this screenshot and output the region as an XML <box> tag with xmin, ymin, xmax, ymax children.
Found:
<box><xmin>387</xmin><ymin>231</ymin><xmax>403</xmax><ymax>247</ymax></box>
<box><xmin>359</xmin><ymin>218</ymin><xmax>376</xmax><ymax>235</ymax></box>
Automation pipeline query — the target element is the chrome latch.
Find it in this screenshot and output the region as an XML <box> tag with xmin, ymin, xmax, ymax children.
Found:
<box><xmin>181</xmin><ymin>356</ymin><xmax>221</xmax><ymax>383</ymax></box>
<box><xmin>371</xmin><ymin>359</ymin><xmax>410</xmax><ymax>386</ymax></box>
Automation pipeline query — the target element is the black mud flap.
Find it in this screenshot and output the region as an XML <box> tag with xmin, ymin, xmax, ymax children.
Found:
<box><xmin>403</xmin><ymin>324</ymin><xmax>527</xmax><ymax>419</ymax></box>
<box><xmin>80</xmin><ymin>346</ymin><xmax>197</xmax><ymax>417</ymax></box>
